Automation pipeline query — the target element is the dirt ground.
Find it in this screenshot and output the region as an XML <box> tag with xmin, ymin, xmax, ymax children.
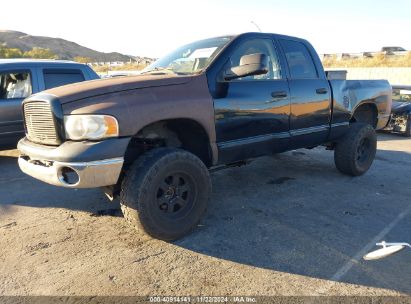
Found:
<box><xmin>0</xmin><ymin>133</ymin><xmax>410</xmax><ymax>296</ymax></box>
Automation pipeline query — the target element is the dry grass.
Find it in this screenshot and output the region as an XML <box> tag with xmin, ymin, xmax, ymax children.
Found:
<box><xmin>322</xmin><ymin>52</ymin><xmax>411</xmax><ymax>68</ymax></box>
<box><xmin>91</xmin><ymin>53</ymin><xmax>411</xmax><ymax>72</ymax></box>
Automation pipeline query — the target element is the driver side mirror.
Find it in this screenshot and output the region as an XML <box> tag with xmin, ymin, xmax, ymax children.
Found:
<box><xmin>224</xmin><ymin>53</ymin><xmax>269</xmax><ymax>81</ymax></box>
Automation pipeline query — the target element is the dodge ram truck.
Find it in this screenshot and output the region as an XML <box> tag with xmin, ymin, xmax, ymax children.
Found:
<box><xmin>0</xmin><ymin>59</ymin><xmax>99</xmax><ymax>149</ymax></box>
<box><xmin>17</xmin><ymin>33</ymin><xmax>392</xmax><ymax>240</ymax></box>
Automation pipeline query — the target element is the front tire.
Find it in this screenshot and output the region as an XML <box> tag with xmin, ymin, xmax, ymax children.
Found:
<box><xmin>334</xmin><ymin>123</ymin><xmax>377</xmax><ymax>176</ymax></box>
<box><xmin>120</xmin><ymin>148</ymin><xmax>211</xmax><ymax>241</ymax></box>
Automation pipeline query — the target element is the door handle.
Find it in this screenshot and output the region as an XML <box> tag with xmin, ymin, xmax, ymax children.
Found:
<box><xmin>316</xmin><ymin>88</ymin><xmax>328</xmax><ymax>94</ymax></box>
<box><xmin>271</xmin><ymin>91</ymin><xmax>288</xmax><ymax>98</ymax></box>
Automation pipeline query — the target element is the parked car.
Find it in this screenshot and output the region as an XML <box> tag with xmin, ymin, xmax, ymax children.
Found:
<box><xmin>385</xmin><ymin>85</ymin><xmax>411</xmax><ymax>137</ymax></box>
<box><xmin>0</xmin><ymin>59</ymin><xmax>99</xmax><ymax>149</ymax></box>
<box><xmin>381</xmin><ymin>46</ymin><xmax>406</xmax><ymax>53</ymax></box>
<box><xmin>17</xmin><ymin>33</ymin><xmax>391</xmax><ymax>240</ymax></box>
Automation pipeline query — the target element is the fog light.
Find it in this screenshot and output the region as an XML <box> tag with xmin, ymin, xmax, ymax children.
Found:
<box><xmin>59</xmin><ymin>167</ymin><xmax>80</xmax><ymax>185</ymax></box>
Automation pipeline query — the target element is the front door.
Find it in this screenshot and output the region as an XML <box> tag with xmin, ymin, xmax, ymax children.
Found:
<box><xmin>0</xmin><ymin>70</ymin><xmax>33</xmax><ymax>146</ymax></box>
<box><xmin>213</xmin><ymin>38</ymin><xmax>291</xmax><ymax>164</ymax></box>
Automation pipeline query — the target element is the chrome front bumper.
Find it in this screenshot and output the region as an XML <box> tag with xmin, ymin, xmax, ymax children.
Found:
<box><xmin>18</xmin><ymin>156</ymin><xmax>124</xmax><ymax>188</ymax></box>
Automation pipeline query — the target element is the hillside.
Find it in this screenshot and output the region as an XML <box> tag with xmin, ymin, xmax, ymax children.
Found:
<box><xmin>0</xmin><ymin>30</ymin><xmax>133</xmax><ymax>62</ymax></box>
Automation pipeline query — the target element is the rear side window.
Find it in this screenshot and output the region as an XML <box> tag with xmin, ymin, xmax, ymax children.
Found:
<box><xmin>43</xmin><ymin>69</ymin><xmax>85</xmax><ymax>89</ymax></box>
<box><xmin>279</xmin><ymin>40</ymin><xmax>318</xmax><ymax>79</ymax></box>
<box><xmin>0</xmin><ymin>71</ymin><xmax>32</xmax><ymax>99</ymax></box>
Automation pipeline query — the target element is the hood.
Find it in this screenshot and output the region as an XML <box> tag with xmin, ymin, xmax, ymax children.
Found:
<box><xmin>43</xmin><ymin>74</ymin><xmax>194</xmax><ymax>104</ymax></box>
<box><xmin>391</xmin><ymin>100</ymin><xmax>411</xmax><ymax>114</ymax></box>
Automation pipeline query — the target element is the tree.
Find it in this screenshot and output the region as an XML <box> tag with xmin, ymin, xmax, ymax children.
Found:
<box><xmin>73</xmin><ymin>56</ymin><xmax>93</xmax><ymax>63</ymax></box>
<box><xmin>23</xmin><ymin>47</ymin><xmax>58</xmax><ymax>59</ymax></box>
<box><xmin>0</xmin><ymin>46</ymin><xmax>23</xmax><ymax>58</ymax></box>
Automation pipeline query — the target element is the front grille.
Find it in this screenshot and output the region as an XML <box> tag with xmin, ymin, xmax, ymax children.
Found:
<box><xmin>24</xmin><ymin>101</ymin><xmax>59</xmax><ymax>145</ymax></box>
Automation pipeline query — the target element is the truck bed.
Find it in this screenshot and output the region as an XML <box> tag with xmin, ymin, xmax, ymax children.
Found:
<box><xmin>329</xmin><ymin>79</ymin><xmax>392</xmax><ymax>131</ymax></box>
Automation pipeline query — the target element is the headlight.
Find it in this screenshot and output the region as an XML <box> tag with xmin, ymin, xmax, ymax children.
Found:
<box><xmin>64</xmin><ymin>115</ymin><xmax>119</xmax><ymax>140</ymax></box>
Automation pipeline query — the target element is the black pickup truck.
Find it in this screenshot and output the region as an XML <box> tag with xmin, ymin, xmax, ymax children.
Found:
<box><xmin>18</xmin><ymin>33</ymin><xmax>391</xmax><ymax>240</ymax></box>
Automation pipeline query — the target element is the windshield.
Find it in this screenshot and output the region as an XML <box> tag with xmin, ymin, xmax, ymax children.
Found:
<box><xmin>142</xmin><ymin>36</ymin><xmax>232</xmax><ymax>75</ymax></box>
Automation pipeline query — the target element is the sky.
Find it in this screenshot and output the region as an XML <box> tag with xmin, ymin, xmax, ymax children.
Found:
<box><xmin>1</xmin><ymin>0</ymin><xmax>410</xmax><ymax>58</ymax></box>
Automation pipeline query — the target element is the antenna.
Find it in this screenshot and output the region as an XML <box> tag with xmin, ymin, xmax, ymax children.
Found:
<box><xmin>251</xmin><ymin>21</ymin><xmax>262</xmax><ymax>32</ymax></box>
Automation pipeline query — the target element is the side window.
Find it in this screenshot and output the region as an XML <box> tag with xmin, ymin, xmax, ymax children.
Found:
<box><xmin>279</xmin><ymin>40</ymin><xmax>318</xmax><ymax>79</ymax></box>
<box><xmin>0</xmin><ymin>71</ymin><xmax>32</xmax><ymax>99</ymax></box>
<box><xmin>43</xmin><ymin>69</ymin><xmax>85</xmax><ymax>90</ymax></box>
<box><xmin>228</xmin><ymin>39</ymin><xmax>281</xmax><ymax>81</ymax></box>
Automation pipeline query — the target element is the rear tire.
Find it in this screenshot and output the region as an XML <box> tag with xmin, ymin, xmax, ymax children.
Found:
<box><xmin>120</xmin><ymin>148</ymin><xmax>211</xmax><ymax>241</ymax></box>
<box><xmin>334</xmin><ymin>123</ymin><xmax>377</xmax><ymax>176</ymax></box>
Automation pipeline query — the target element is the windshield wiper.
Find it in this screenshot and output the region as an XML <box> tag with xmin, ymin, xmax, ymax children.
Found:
<box><xmin>140</xmin><ymin>67</ymin><xmax>176</xmax><ymax>75</ymax></box>
<box><xmin>140</xmin><ymin>67</ymin><xmax>192</xmax><ymax>76</ymax></box>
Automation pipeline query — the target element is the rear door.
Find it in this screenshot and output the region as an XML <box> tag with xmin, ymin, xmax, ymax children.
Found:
<box><xmin>0</xmin><ymin>69</ymin><xmax>35</xmax><ymax>143</ymax></box>
<box><xmin>278</xmin><ymin>39</ymin><xmax>331</xmax><ymax>148</ymax></box>
<box><xmin>39</xmin><ymin>68</ymin><xmax>86</xmax><ymax>91</ymax></box>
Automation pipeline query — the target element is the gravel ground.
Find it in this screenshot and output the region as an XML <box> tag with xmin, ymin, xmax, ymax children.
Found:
<box><xmin>0</xmin><ymin>133</ymin><xmax>410</xmax><ymax>296</ymax></box>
